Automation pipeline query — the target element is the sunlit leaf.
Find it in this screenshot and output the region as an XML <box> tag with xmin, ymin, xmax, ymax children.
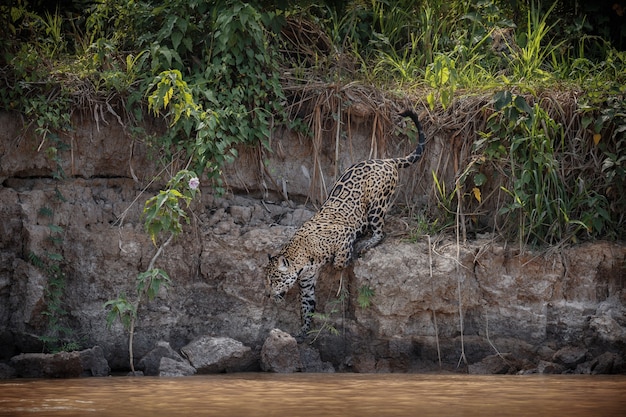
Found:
<box><xmin>472</xmin><ymin>187</ymin><xmax>482</xmax><ymax>203</ymax></box>
<box><xmin>426</xmin><ymin>92</ymin><xmax>436</xmax><ymax>110</ymax></box>
<box><xmin>593</xmin><ymin>133</ymin><xmax>601</xmax><ymax>145</ymax></box>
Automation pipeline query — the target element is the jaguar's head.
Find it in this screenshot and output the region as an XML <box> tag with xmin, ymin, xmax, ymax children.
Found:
<box><xmin>265</xmin><ymin>254</ymin><xmax>299</xmax><ymax>302</ymax></box>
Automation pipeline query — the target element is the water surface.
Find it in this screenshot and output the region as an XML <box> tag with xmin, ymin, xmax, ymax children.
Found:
<box><xmin>1</xmin><ymin>373</ymin><xmax>624</xmax><ymax>417</ymax></box>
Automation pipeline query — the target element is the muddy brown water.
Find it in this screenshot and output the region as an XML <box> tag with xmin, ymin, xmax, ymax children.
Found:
<box><xmin>1</xmin><ymin>373</ymin><xmax>624</xmax><ymax>417</ymax></box>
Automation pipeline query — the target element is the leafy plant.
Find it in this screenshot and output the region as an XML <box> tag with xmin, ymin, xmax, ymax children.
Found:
<box><xmin>425</xmin><ymin>54</ymin><xmax>458</xmax><ymax>109</ymax></box>
<box><xmin>105</xmin><ymin>169</ymin><xmax>200</xmax><ymax>373</ymax></box>
<box><xmin>368</xmin><ymin>1</ymin><xmax>460</xmax><ymax>84</ymax></box>
<box><xmin>431</xmin><ymin>170</ymin><xmax>459</xmax><ymax>231</ymax></box>
<box><xmin>307</xmin><ymin>282</ymin><xmax>375</xmax><ymax>342</ymax></box>
<box><xmin>308</xmin><ymin>294</ymin><xmax>343</xmax><ymax>343</ymax></box>
<box><xmin>408</xmin><ymin>211</ymin><xmax>444</xmax><ymax>240</ymax></box>
<box><xmin>478</xmin><ymin>91</ymin><xmax>612</xmax><ymax>245</ymax></box>
<box><xmin>372</xmin><ymin>30</ymin><xmax>423</xmax><ymax>84</ymax></box>
<box><xmin>356</xmin><ymin>285</ymin><xmax>375</xmax><ymax>309</ymax></box>
<box><xmin>308</xmin><ymin>311</ymin><xmax>340</xmax><ymax>343</ymax></box>
<box><xmin>590</xmin><ymin>95</ymin><xmax>626</xmax><ymax>238</ymax></box>
<box><xmin>137</xmin><ymin>2</ymin><xmax>288</xmax><ymax>190</ymax></box>
<box><xmin>308</xmin><ymin>284</ymin><xmax>347</xmax><ymax>342</ymax></box>
<box><xmin>104</xmin><ymin>296</ymin><xmax>135</xmax><ymax>331</ymax></box>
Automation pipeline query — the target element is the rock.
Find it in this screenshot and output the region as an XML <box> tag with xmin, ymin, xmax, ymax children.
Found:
<box><xmin>128</xmin><ymin>370</ymin><xmax>144</xmax><ymax>376</ymax></box>
<box><xmin>79</xmin><ymin>346</ymin><xmax>110</xmax><ymax>376</ymax></box>
<box><xmin>589</xmin><ymin>316</ymin><xmax>626</xmax><ymax>344</ymax></box>
<box><xmin>181</xmin><ymin>335</ymin><xmax>256</xmax><ymax>373</ymax></box>
<box><xmin>552</xmin><ymin>346</ymin><xmax>588</xmax><ymax>369</ymax></box>
<box><xmin>469</xmin><ymin>354</ymin><xmax>520</xmax><ymax>375</ymax></box>
<box><xmin>299</xmin><ymin>344</ymin><xmax>335</xmax><ymax>373</ymax></box>
<box><xmin>10</xmin><ymin>347</ymin><xmax>110</xmax><ymax>378</ymax></box>
<box><xmin>159</xmin><ymin>357</ymin><xmax>196</xmax><ymax>377</ymax></box>
<box><xmin>138</xmin><ymin>341</ymin><xmax>188</xmax><ymax>376</ymax></box>
<box><xmin>279</xmin><ymin>208</ymin><xmax>314</xmax><ymax>226</ymax></box>
<box><xmin>590</xmin><ymin>352</ymin><xmax>623</xmax><ymax>374</ymax></box>
<box><xmin>534</xmin><ymin>344</ymin><xmax>556</xmax><ymax>361</ymax></box>
<box><xmin>574</xmin><ymin>361</ymin><xmax>593</xmax><ymax>374</ymax></box>
<box><xmin>0</xmin><ymin>362</ymin><xmax>16</xmax><ymax>379</ymax></box>
<box><xmin>536</xmin><ymin>360</ymin><xmax>565</xmax><ymax>374</ymax></box>
<box><xmin>11</xmin><ymin>351</ymin><xmax>83</xmax><ymax>378</ymax></box>
<box><xmin>230</xmin><ymin>206</ymin><xmax>252</xmax><ymax>225</ymax></box>
<box><xmin>348</xmin><ymin>353</ymin><xmax>377</xmax><ymax>373</ymax></box>
<box><xmin>261</xmin><ymin>329</ymin><xmax>302</xmax><ymax>373</ymax></box>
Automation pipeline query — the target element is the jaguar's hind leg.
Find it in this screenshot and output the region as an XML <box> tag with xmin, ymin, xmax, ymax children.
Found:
<box><xmin>354</xmin><ymin>229</ymin><xmax>384</xmax><ymax>255</ymax></box>
<box><xmin>354</xmin><ymin>201</ymin><xmax>390</xmax><ymax>255</ymax></box>
<box><xmin>332</xmin><ymin>232</ymin><xmax>358</xmax><ymax>269</ymax></box>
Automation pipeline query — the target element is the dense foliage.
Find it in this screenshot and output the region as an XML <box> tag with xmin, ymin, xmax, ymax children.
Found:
<box><xmin>1</xmin><ymin>0</ymin><xmax>625</xmax><ymax>243</ymax></box>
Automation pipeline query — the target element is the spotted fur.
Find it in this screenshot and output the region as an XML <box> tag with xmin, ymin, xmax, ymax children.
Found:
<box><xmin>265</xmin><ymin>110</ymin><xmax>426</xmax><ymax>337</ymax></box>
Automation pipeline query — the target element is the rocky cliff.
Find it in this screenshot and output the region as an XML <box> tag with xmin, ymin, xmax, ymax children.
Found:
<box><xmin>0</xmin><ymin>111</ymin><xmax>624</xmax><ymax>374</ymax></box>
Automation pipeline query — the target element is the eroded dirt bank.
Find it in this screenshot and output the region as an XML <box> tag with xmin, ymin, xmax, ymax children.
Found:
<box><xmin>0</xmin><ymin>111</ymin><xmax>624</xmax><ymax>374</ymax></box>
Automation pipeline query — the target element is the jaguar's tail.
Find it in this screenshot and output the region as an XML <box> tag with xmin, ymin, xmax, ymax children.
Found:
<box><xmin>397</xmin><ymin>109</ymin><xmax>426</xmax><ymax>168</ymax></box>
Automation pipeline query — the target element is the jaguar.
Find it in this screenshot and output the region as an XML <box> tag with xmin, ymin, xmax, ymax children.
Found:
<box><xmin>265</xmin><ymin>109</ymin><xmax>426</xmax><ymax>338</ymax></box>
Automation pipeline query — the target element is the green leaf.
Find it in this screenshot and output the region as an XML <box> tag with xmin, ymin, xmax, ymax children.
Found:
<box><xmin>357</xmin><ymin>285</ymin><xmax>375</xmax><ymax>309</ymax></box>
<box><xmin>473</xmin><ymin>173</ymin><xmax>488</xmax><ymax>187</ymax></box>
<box><xmin>38</xmin><ymin>207</ymin><xmax>54</xmax><ymax>217</ymax></box>
<box><xmin>513</xmin><ymin>95</ymin><xmax>533</xmax><ymax>115</ymax></box>
<box><xmin>47</xmin><ymin>253</ymin><xmax>63</xmax><ymax>262</ymax></box>
<box><xmin>171</xmin><ymin>31</ymin><xmax>183</xmax><ymax>51</ymax></box>
<box><xmin>426</xmin><ymin>92</ymin><xmax>436</xmax><ymax>110</ymax></box>
<box><xmin>493</xmin><ymin>91</ymin><xmax>512</xmax><ymax>111</ymax></box>
<box><xmin>48</xmin><ymin>224</ymin><xmax>64</xmax><ymax>234</ymax></box>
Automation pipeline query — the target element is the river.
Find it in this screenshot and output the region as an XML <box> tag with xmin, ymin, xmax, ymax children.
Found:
<box><xmin>1</xmin><ymin>373</ymin><xmax>624</xmax><ymax>417</ymax></box>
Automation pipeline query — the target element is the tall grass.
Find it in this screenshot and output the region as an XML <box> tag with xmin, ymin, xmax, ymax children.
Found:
<box><xmin>506</xmin><ymin>2</ymin><xmax>563</xmax><ymax>82</ymax></box>
<box><xmin>476</xmin><ymin>92</ymin><xmax>612</xmax><ymax>245</ymax></box>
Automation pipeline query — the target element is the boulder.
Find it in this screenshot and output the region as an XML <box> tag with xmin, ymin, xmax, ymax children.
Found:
<box><xmin>468</xmin><ymin>354</ymin><xmax>521</xmax><ymax>375</ymax></box>
<box><xmin>552</xmin><ymin>346</ymin><xmax>588</xmax><ymax>370</ymax></box>
<box><xmin>181</xmin><ymin>335</ymin><xmax>256</xmax><ymax>373</ymax></box>
<box><xmin>11</xmin><ymin>347</ymin><xmax>111</xmax><ymax>378</ymax></box>
<box><xmin>299</xmin><ymin>344</ymin><xmax>335</xmax><ymax>373</ymax></box>
<box><xmin>11</xmin><ymin>351</ymin><xmax>83</xmax><ymax>378</ymax></box>
<box><xmin>0</xmin><ymin>362</ymin><xmax>16</xmax><ymax>379</ymax></box>
<box><xmin>79</xmin><ymin>345</ymin><xmax>110</xmax><ymax>376</ymax></box>
<box><xmin>261</xmin><ymin>329</ymin><xmax>302</xmax><ymax>373</ymax></box>
<box><xmin>159</xmin><ymin>357</ymin><xmax>196</xmax><ymax>377</ymax></box>
<box><xmin>591</xmin><ymin>352</ymin><xmax>624</xmax><ymax>375</ymax></box>
<box><xmin>536</xmin><ymin>360</ymin><xmax>565</xmax><ymax>374</ymax></box>
<box><xmin>138</xmin><ymin>341</ymin><xmax>188</xmax><ymax>376</ymax></box>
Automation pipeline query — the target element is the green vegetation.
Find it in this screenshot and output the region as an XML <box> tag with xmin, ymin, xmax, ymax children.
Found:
<box><xmin>105</xmin><ymin>169</ymin><xmax>200</xmax><ymax>372</ymax></box>
<box><xmin>309</xmin><ymin>282</ymin><xmax>375</xmax><ymax>341</ymax></box>
<box><xmin>1</xmin><ymin>0</ymin><xmax>625</xmax><ymax>244</ymax></box>
<box><xmin>28</xmin><ymin>199</ymin><xmax>82</xmax><ymax>353</ymax></box>
<box><xmin>308</xmin><ymin>285</ymin><xmax>346</xmax><ymax>342</ymax></box>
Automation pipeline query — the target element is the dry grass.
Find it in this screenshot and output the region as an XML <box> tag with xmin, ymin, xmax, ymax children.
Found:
<box><xmin>259</xmin><ymin>80</ymin><xmax>603</xmax><ymax>245</ymax></box>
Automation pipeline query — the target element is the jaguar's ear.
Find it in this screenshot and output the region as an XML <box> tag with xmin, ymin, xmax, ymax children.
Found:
<box><xmin>267</xmin><ymin>253</ymin><xmax>273</xmax><ymax>261</ymax></box>
<box><xmin>277</xmin><ymin>255</ymin><xmax>289</xmax><ymax>272</ymax></box>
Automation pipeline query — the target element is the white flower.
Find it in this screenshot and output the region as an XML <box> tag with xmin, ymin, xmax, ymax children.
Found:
<box><xmin>188</xmin><ymin>177</ymin><xmax>200</xmax><ymax>190</ymax></box>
